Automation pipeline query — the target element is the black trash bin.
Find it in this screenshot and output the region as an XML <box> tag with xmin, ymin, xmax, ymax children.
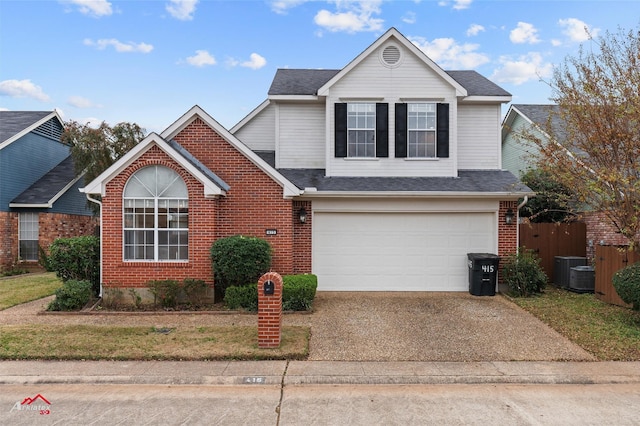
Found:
<box><xmin>467</xmin><ymin>253</ymin><xmax>500</xmax><ymax>296</ymax></box>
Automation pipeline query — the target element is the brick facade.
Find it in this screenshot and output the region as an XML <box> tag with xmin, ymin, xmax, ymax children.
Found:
<box><xmin>498</xmin><ymin>200</ymin><xmax>519</xmax><ymax>257</ymax></box>
<box><xmin>0</xmin><ymin>211</ymin><xmax>95</xmax><ymax>272</ymax></box>
<box><xmin>101</xmin><ymin>119</ymin><xmax>312</xmax><ymax>290</ymax></box>
<box><xmin>582</xmin><ymin>211</ymin><xmax>635</xmax><ymax>262</ymax></box>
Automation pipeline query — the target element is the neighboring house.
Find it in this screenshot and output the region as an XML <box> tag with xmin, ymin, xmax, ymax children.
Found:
<box><xmin>82</xmin><ymin>28</ymin><xmax>531</xmax><ymax>296</ymax></box>
<box><xmin>0</xmin><ymin>111</ymin><xmax>95</xmax><ymax>271</ymax></box>
<box><xmin>501</xmin><ymin>104</ymin><xmax>629</xmax><ymax>260</ymax></box>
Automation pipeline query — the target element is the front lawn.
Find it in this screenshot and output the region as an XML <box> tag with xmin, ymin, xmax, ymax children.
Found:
<box><xmin>511</xmin><ymin>286</ymin><xmax>640</xmax><ymax>361</ymax></box>
<box><xmin>0</xmin><ymin>273</ymin><xmax>62</xmax><ymax>310</ymax></box>
<box><xmin>0</xmin><ymin>324</ymin><xmax>309</xmax><ymax>361</ymax></box>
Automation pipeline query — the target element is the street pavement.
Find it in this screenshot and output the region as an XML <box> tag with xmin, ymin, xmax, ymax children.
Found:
<box><xmin>1</xmin><ymin>360</ymin><xmax>639</xmax><ymax>425</ymax></box>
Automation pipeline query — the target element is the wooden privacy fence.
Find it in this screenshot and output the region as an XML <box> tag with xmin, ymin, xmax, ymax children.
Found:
<box><xmin>594</xmin><ymin>245</ymin><xmax>638</xmax><ymax>308</ymax></box>
<box><xmin>519</xmin><ymin>222</ymin><xmax>587</xmax><ymax>281</ymax></box>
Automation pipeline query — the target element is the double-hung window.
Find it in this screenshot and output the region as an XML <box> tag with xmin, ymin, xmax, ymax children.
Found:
<box><xmin>408</xmin><ymin>103</ymin><xmax>436</xmax><ymax>158</ymax></box>
<box><xmin>347</xmin><ymin>103</ymin><xmax>376</xmax><ymax>157</ymax></box>
<box><xmin>18</xmin><ymin>212</ymin><xmax>39</xmax><ymax>261</ymax></box>
<box><xmin>123</xmin><ymin>165</ymin><xmax>188</xmax><ymax>261</ymax></box>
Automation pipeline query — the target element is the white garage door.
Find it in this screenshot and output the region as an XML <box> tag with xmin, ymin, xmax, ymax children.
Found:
<box><xmin>313</xmin><ymin>212</ymin><xmax>496</xmax><ymax>291</ymax></box>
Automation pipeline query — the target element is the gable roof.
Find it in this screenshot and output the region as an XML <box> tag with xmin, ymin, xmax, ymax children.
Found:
<box><xmin>9</xmin><ymin>156</ymin><xmax>84</xmax><ymax>208</ymax></box>
<box><xmin>161</xmin><ymin>105</ymin><xmax>301</xmax><ymax>198</ymax></box>
<box><xmin>0</xmin><ymin>110</ymin><xmax>64</xmax><ymax>149</ymax></box>
<box><xmin>269</xmin><ymin>69</ymin><xmax>340</xmax><ymax>96</ymax></box>
<box><xmin>81</xmin><ymin>132</ymin><xmax>229</xmax><ymax>198</ymax></box>
<box><xmin>502</xmin><ymin>104</ymin><xmax>568</xmax><ymax>144</ymax></box>
<box><xmin>446</xmin><ymin>71</ymin><xmax>511</xmax><ymax>97</ymax></box>
<box><xmin>316</xmin><ymin>28</ymin><xmax>468</xmax><ymax>98</ymax></box>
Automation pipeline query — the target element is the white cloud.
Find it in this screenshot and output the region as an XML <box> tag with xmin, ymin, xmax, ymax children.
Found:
<box><xmin>0</xmin><ymin>79</ymin><xmax>51</xmax><ymax>102</ymax></box>
<box><xmin>466</xmin><ymin>24</ymin><xmax>485</xmax><ymax>37</ymax></box>
<box><xmin>269</xmin><ymin>0</ymin><xmax>308</xmax><ymax>14</ymax></box>
<box><xmin>314</xmin><ymin>0</ymin><xmax>384</xmax><ymax>33</ymax></box>
<box><xmin>241</xmin><ymin>53</ymin><xmax>267</xmax><ymax>70</ymax></box>
<box><xmin>62</xmin><ymin>0</ymin><xmax>112</xmax><ymax>17</ymax></box>
<box><xmin>186</xmin><ymin>50</ymin><xmax>216</xmax><ymax>67</ymax></box>
<box><xmin>68</xmin><ymin>96</ymin><xmax>102</xmax><ymax>108</ymax></box>
<box><xmin>166</xmin><ymin>0</ymin><xmax>198</xmax><ymax>21</ymax></box>
<box><xmin>438</xmin><ymin>0</ymin><xmax>472</xmax><ymax>10</ymax></box>
<box><xmin>84</xmin><ymin>38</ymin><xmax>153</xmax><ymax>53</ymax></box>
<box><xmin>402</xmin><ymin>11</ymin><xmax>416</xmax><ymax>24</ymax></box>
<box><xmin>558</xmin><ymin>18</ymin><xmax>599</xmax><ymax>42</ymax></box>
<box><xmin>491</xmin><ymin>52</ymin><xmax>553</xmax><ymax>85</ymax></box>
<box><xmin>410</xmin><ymin>36</ymin><xmax>490</xmax><ymax>69</ymax></box>
<box><xmin>510</xmin><ymin>22</ymin><xmax>540</xmax><ymax>44</ymax></box>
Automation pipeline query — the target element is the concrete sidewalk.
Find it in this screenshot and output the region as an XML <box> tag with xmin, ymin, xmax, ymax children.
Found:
<box><xmin>1</xmin><ymin>360</ymin><xmax>639</xmax><ymax>386</ymax></box>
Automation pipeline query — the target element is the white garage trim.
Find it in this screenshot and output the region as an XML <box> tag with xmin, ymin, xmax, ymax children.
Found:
<box><xmin>312</xmin><ymin>204</ymin><xmax>498</xmax><ymax>291</ymax></box>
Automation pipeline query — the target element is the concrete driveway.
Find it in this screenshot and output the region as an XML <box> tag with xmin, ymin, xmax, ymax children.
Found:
<box><xmin>307</xmin><ymin>292</ymin><xmax>595</xmax><ymax>362</ymax></box>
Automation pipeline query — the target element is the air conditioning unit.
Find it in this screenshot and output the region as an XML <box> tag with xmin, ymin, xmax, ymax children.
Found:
<box><xmin>554</xmin><ymin>256</ymin><xmax>587</xmax><ymax>289</ymax></box>
<box><xmin>569</xmin><ymin>266</ymin><xmax>595</xmax><ymax>293</ymax></box>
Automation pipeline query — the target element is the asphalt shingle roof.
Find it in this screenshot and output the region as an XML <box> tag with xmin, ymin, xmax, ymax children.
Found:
<box><xmin>168</xmin><ymin>139</ymin><xmax>230</xmax><ymax>192</ymax></box>
<box><xmin>512</xmin><ymin>104</ymin><xmax>568</xmax><ymax>142</ymax></box>
<box><xmin>267</xmin><ymin>69</ymin><xmax>510</xmax><ymax>97</ymax></box>
<box><xmin>278</xmin><ymin>168</ymin><xmax>531</xmax><ymax>194</ymax></box>
<box><xmin>10</xmin><ymin>156</ymin><xmax>79</xmax><ymax>206</ymax></box>
<box><xmin>0</xmin><ymin>111</ymin><xmax>52</xmax><ymax>144</ymax></box>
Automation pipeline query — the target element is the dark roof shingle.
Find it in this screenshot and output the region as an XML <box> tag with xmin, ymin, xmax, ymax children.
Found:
<box><xmin>10</xmin><ymin>156</ymin><xmax>79</xmax><ymax>206</ymax></box>
<box><xmin>0</xmin><ymin>111</ymin><xmax>52</xmax><ymax>144</ymax></box>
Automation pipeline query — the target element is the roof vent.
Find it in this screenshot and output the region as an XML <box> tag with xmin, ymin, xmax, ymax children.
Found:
<box><xmin>381</xmin><ymin>45</ymin><xmax>401</xmax><ymax>67</ymax></box>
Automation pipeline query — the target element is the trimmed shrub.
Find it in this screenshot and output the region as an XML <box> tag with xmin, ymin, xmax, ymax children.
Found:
<box><xmin>283</xmin><ymin>274</ymin><xmax>317</xmax><ymax>311</ymax></box>
<box><xmin>224</xmin><ymin>284</ymin><xmax>258</xmax><ymax>311</ymax></box>
<box><xmin>182</xmin><ymin>278</ymin><xmax>209</xmax><ymax>307</ymax></box>
<box><xmin>48</xmin><ymin>236</ymin><xmax>100</xmax><ymax>296</ymax></box>
<box><xmin>210</xmin><ymin>236</ymin><xmax>272</xmax><ymax>298</ymax></box>
<box><xmin>613</xmin><ymin>261</ymin><xmax>640</xmax><ymax>310</ymax></box>
<box><xmin>47</xmin><ymin>279</ymin><xmax>93</xmax><ymax>311</ymax></box>
<box><xmin>223</xmin><ymin>274</ymin><xmax>318</xmax><ymax>312</ymax></box>
<box><xmin>147</xmin><ymin>279</ymin><xmax>181</xmax><ymax>309</ymax></box>
<box><xmin>502</xmin><ymin>249</ymin><xmax>547</xmax><ymax>297</ymax></box>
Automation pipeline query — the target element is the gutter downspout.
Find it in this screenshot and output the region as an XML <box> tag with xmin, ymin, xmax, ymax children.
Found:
<box><xmin>516</xmin><ymin>196</ymin><xmax>528</xmax><ymax>251</ymax></box>
<box><xmin>86</xmin><ymin>194</ymin><xmax>103</xmax><ymax>297</ymax></box>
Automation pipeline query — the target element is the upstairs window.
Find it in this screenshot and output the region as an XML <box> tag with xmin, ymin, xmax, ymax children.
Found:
<box><xmin>347</xmin><ymin>103</ymin><xmax>376</xmax><ymax>157</ymax></box>
<box><xmin>335</xmin><ymin>103</ymin><xmax>388</xmax><ymax>158</ymax></box>
<box><xmin>123</xmin><ymin>166</ymin><xmax>189</xmax><ymax>261</ymax></box>
<box><xmin>408</xmin><ymin>103</ymin><xmax>437</xmax><ymax>158</ymax></box>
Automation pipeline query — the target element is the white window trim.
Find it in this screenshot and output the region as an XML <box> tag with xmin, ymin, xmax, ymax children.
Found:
<box><xmin>347</xmin><ymin>102</ymin><xmax>376</xmax><ymax>158</ymax></box>
<box><xmin>407</xmin><ymin>102</ymin><xmax>437</xmax><ymax>159</ymax></box>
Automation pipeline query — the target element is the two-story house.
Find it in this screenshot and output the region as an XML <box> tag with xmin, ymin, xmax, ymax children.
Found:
<box><xmin>0</xmin><ymin>111</ymin><xmax>95</xmax><ymax>271</ymax></box>
<box><xmin>82</xmin><ymin>28</ymin><xmax>531</xmax><ymax>297</ymax></box>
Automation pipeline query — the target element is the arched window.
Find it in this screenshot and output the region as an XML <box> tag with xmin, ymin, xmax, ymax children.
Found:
<box><xmin>123</xmin><ymin>165</ymin><xmax>188</xmax><ymax>261</ymax></box>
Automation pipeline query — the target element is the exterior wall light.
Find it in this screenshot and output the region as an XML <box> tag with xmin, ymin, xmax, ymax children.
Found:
<box><xmin>298</xmin><ymin>207</ymin><xmax>307</xmax><ymax>224</ymax></box>
<box><xmin>505</xmin><ymin>208</ymin><xmax>515</xmax><ymax>225</ymax></box>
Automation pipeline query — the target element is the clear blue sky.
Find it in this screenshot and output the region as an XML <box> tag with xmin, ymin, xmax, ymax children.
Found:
<box><xmin>1</xmin><ymin>0</ymin><xmax>638</xmax><ymax>132</ymax></box>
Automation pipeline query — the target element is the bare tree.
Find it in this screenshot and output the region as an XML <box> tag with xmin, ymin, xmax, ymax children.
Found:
<box><xmin>532</xmin><ymin>25</ymin><xmax>640</xmax><ymax>249</ymax></box>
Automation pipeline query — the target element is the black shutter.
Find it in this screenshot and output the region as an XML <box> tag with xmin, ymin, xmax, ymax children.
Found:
<box><xmin>375</xmin><ymin>103</ymin><xmax>388</xmax><ymax>158</ymax></box>
<box><xmin>436</xmin><ymin>103</ymin><xmax>449</xmax><ymax>158</ymax></box>
<box><xmin>394</xmin><ymin>103</ymin><xmax>407</xmax><ymax>158</ymax></box>
<box><xmin>334</xmin><ymin>103</ymin><xmax>347</xmax><ymax>158</ymax></box>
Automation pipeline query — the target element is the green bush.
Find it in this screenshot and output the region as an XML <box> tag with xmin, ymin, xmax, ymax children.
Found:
<box><xmin>210</xmin><ymin>236</ymin><xmax>272</xmax><ymax>298</ymax></box>
<box><xmin>147</xmin><ymin>279</ymin><xmax>181</xmax><ymax>309</ymax></box>
<box><xmin>223</xmin><ymin>274</ymin><xmax>318</xmax><ymax>312</ymax></box>
<box><xmin>502</xmin><ymin>249</ymin><xmax>547</xmax><ymax>297</ymax></box>
<box><xmin>283</xmin><ymin>274</ymin><xmax>318</xmax><ymax>311</ymax></box>
<box><xmin>613</xmin><ymin>261</ymin><xmax>640</xmax><ymax>310</ymax></box>
<box><xmin>47</xmin><ymin>280</ymin><xmax>93</xmax><ymax>311</ymax></box>
<box><xmin>48</xmin><ymin>236</ymin><xmax>100</xmax><ymax>296</ymax></box>
<box><xmin>182</xmin><ymin>278</ymin><xmax>209</xmax><ymax>307</ymax></box>
<box><xmin>224</xmin><ymin>284</ymin><xmax>258</xmax><ymax>311</ymax></box>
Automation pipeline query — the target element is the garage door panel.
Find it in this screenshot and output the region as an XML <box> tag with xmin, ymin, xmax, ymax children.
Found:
<box><xmin>313</xmin><ymin>212</ymin><xmax>495</xmax><ymax>291</ymax></box>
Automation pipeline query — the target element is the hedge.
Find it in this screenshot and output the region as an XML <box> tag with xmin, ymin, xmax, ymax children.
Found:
<box><xmin>223</xmin><ymin>274</ymin><xmax>317</xmax><ymax>312</ymax></box>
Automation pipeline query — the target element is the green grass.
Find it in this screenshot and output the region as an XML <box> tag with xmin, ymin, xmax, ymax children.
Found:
<box><xmin>0</xmin><ymin>324</ymin><xmax>310</xmax><ymax>361</ymax></box>
<box><xmin>510</xmin><ymin>286</ymin><xmax>640</xmax><ymax>361</ymax></box>
<box><xmin>0</xmin><ymin>273</ymin><xmax>62</xmax><ymax>310</ymax></box>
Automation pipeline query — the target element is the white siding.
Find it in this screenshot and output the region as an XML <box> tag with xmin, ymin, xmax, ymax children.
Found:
<box><xmin>233</xmin><ymin>103</ymin><xmax>276</xmax><ymax>152</ymax></box>
<box><xmin>457</xmin><ymin>104</ymin><xmax>501</xmax><ymax>169</ymax></box>
<box><xmin>325</xmin><ymin>41</ymin><xmax>459</xmax><ymax>177</ymax></box>
<box><xmin>277</xmin><ymin>102</ymin><xmax>326</xmax><ymax>169</ymax></box>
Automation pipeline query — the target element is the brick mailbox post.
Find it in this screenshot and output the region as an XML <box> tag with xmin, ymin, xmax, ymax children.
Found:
<box><xmin>257</xmin><ymin>272</ymin><xmax>283</xmax><ymax>348</ymax></box>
